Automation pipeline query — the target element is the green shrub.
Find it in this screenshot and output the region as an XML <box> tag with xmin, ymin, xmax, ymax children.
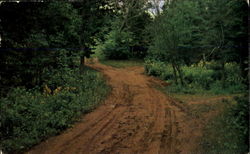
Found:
<box><xmin>144</xmin><ymin>59</ymin><xmax>173</xmax><ymax>80</ymax></box>
<box><xmin>224</xmin><ymin>63</ymin><xmax>245</xmax><ymax>86</ymax></box>
<box><xmin>145</xmin><ymin>60</ymin><xmax>245</xmax><ymax>94</ymax></box>
<box><xmin>202</xmin><ymin>96</ymin><xmax>249</xmax><ymax>154</ymax></box>
<box><xmin>182</xmin><ymin>66</ymin><xmax>214</xmax><ymax>90</ymax></box>
<box><xmin>0</xmin><ymin>68</ymin><xmax>109</xmax><ymax>153</ymax></box>
<box><xmin>98</xmin><ymin>29</ymin><xmax>133</xmax><ymax>60</ymax></box>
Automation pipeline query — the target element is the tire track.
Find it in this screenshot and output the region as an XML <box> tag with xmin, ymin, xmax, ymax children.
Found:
<box><xmin>27</xmin><ymin>62</ymin><xmax>189</xmax><ymax>154</ymax></box>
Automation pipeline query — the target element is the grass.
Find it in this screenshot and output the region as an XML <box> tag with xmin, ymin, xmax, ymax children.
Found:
<box><xmin>0</xmin><ymin>67</ymin><xmax>110</xmax><ymax>153</ymax></box>
<box><xmin>156</xmin><ymin>85</ymin><xmax>227</xmax><ymax>102</ymax></box>
<box><xmin>158</xmin><ymin>85</ymin><xmax>248</xmax><ymax>154</ymax></box>
<box><xmin>156</xmin><ymin>85</ymin><xmax>224</xmax><ymax>117</ymax></box>
<box><xmin>167</xmin><ymin>92</ymin><xmax>241</xmax><ymax>103</ymax></box>
<box><xmin>159</xmin><ymin>88</ymin><xmax>248</xmax><ymax>154</ymax></box>
<box><xmin>189</xmin><ymin>103</ymin><xmax>220</xmax><ymax>119</ymax></box>
<box><xmin>168</xmin><ymin>93</ymin><xmax>218</xmax><ymax>102</ymax></box>
<box><xmin>145</xmin><ymin>60</ymin><xmax>245</xmax><ymax>95</ymax></box>
<box><xmin>147</xmin><ymin>59</ymin><xmax>248</xmax><ymax>153</ymax></box>
<box><xmin>201</xmin><ymin>96</ymin><xmax>249</xmax><ymax>154</ymax></box>
<box><xmin>100</xmin><ymin>59</ymin><xmax>144</xmax><ymax>68</ymax></box>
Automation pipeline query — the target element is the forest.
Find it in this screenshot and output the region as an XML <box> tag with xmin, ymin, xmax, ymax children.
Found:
<box><xmin>0</xmin><ymin>0</ymin><xmax>249</xmax><ymax>154</ymax></box>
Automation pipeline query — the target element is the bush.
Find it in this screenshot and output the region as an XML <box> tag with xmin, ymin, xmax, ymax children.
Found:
<box><xmin>0</xmin><ymin>68</ymin><xmax>109</xmax><ymax>153</ymax></box>
<box><xmin>202</xmin><ymin>96</ymin><xmax>249</xmax><ymax>154</ymax></box>
<box><xmin>144</xmin><ymin>60</ymin><xmax>245</xmax><ymax>94</ymax></box>
<box><xmin>98</xmin><ymin>29</ymin><xmax>133</xmax><ymax>60</ymax></box>
<box><xmin>144</xmin><ymin>59</ymin><xmax>173</xmax><ymax>80</ymax></box>
<box><xmin>182</xmin><ymin>65</ymin><xmax>214</xmax><ymax>90</ymax></box>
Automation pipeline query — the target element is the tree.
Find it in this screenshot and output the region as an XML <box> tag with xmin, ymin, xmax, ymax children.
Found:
<box><xmin>98</xmin><ymin>21</ymin><xmax>133</xmax><ymax>59</ymax></box>
<box><xmin>202</xmin><ymin>0</ymin><xmax>248</xmax><ymax>83</ymax></box>
<box><xmin>148</xmin><ymin>0</ymin><xmax>248</xmax><ymax>85</ymax></box>
<box><xmin>72</xmin><ymin>1</ymin><xmax>111</xmax><ymax>71</ymax></box>
<box><xmin>0</xmin><ymin>2</ymin><xmax>83</xmax><ymax>94</ymax></box>
<box><xmin>96</xmin><ymin>0</ymin><xmax>152</xmax><ymax>59</ymax></box>
<box><xmin>148</xmin><ymin>0</ymin><xmax>205</xmax><ymax>85</ymax></box>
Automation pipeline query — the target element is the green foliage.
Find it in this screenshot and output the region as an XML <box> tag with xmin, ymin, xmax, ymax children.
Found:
<box><xmin>144</xmin><ymin>59</ymin><xmax>173</xmax><ymax>80</ymax></box>
<box><xmin>182</xmin><ymin>65</ymin><xmax>214</xmax><ymax>90</ymax></box>
<box><xmin>202</xmin><ymin>0</ymin><xmax>248</xmax><ymax>63</ymax></box>
<box><xmin>127</xmin><ymin>12</ymin><xmax>152</xmax><ymax>58</ymax></box>
<box><xmin>97</xmin><ymin>28</ymin><xmax>133</xmax><ymax>60</ymax></box>
<box><xmin>72</xmin><ymin>0</ymin><xmax>112</xmax><ymax>56</ymax></box>
<box><xmin>0</xmin><ymin>2</ymin><xmax>83</xmax><ymax>94</ymax></box>
<box><xmin>148</xmin><ymin>0</ymin><xmax>204</xmax><ymax>65</ymax></box>
<box><xmin>202</xmin><ymin>96</ymin><xmax>249</xmax><ymax>154</ymax></box>
<box><xmin>0</xmin><ymin>68</ymin><xmax>109</xmax><ymax>153</ymax></box>
<box><xmin>145</xmin><ymin>60</ymin><xmax>245</xmax><ymax>94</ymax></box>
<box><xmin>0</xmin><ymin>3</ymin><xmax>113</xmax><ymax>153</ymax></box>
<box><xmin>93</xmin><ymin>0</ymin><xmax>152</xmax><ymax>60</ymax></box>
<box><xmin>147</xmin><ymin>0</ymin><xmax>248</xmax><ymax>85</ymax></box>
<box><xmin>41</xmin><ymin>2</ymin><xmax>82</xmax><ymax>48</ymax></box>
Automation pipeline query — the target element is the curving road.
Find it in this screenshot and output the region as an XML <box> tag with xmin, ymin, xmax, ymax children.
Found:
<box><xmin>28</xmin><ymin>62</ymin><xmax>204</xmax><ymax>154</ymax></box>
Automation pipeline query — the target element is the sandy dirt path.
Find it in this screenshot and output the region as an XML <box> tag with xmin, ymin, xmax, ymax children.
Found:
<box><xmin>27</xmin><ymin>62</ymin><xmax>211</xmax><ymax>154</ymax></box>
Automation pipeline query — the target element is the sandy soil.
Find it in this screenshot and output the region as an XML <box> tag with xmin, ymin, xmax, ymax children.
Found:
<box><xmin>27</xmin><ymin>62</ymin><xmax>221</xmax><ymax>154</ymax></box>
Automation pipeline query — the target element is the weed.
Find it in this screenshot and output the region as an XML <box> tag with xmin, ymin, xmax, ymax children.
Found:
<box><xmin>145</xmin><ymin>60</ymin><xmax>245</xmax><ymax>94</ymax></box>
<box><xmin>201</xmin><ymin>96</ymin><xmax>249</xmax><ymax>154</ymax></box>
<box><xmin>0</xmin><ymin>68</ymin><xmax>110</xmax><ymax>153</ymax></box>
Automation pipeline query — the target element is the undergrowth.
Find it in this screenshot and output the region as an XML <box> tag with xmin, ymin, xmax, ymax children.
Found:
<box><xmin>202</xmin><ymin>96</ymin><xmax>249</xmax><ymax>154</ymax></box>
<box><xmin>149</xmin><ymin>60</ymin><xmax>248</xmax><ymax>154</ymax></box>
<box><xmin>145</xmin><ymin>59</ymin><xmax>245</xmax><ymax>94</ymax></box>
<box><xmin>0</xmin><ymin>67</ymin><xmax>110</xmax><ymax>153</ymax></box>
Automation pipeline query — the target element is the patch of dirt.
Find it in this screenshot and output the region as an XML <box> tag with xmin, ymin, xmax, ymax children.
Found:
<box><xmin>27</xmin><ymin>62</ymin><xmax>225</xmax><ymax>154</ymax></box>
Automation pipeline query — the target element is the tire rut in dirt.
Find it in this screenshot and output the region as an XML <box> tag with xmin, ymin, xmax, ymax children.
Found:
<box><xmin>27</xmin><ymin>63</ymin><xmax>185</xmax><ymax>154</ymax></box>
<box><xmin>160</xmin><ymin>108</ymin><xmax>181</xmax><ymax>154</ymax></box>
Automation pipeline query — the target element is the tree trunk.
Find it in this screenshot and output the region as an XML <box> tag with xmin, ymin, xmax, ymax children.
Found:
<box><xmin>239</xmin><ymin>58</ymin><xmax>248</xmax><ymax>85</ymax></box>
<box><xmin>221</xmin><ymin>61</ymin><xmax>226</xmax><ymax>88</ymax></box>
<box><xmin>176</xmin><ymin>65</ymin><xmax>184</xmax><ymax>86</ymax></box>
<box><xmin>202</xmin><ymin>53</ymin><xmax>206</xmax><ymax>67</ymax></box>
<box><xmin>80</xmin><ymin>55</ymin><xmax>85</xmax><ymax>74</ymax></box>
<box><xmin>172</xmin><ymin>63</ymin><xmax>178</xmax><ymax>85</ymax></box>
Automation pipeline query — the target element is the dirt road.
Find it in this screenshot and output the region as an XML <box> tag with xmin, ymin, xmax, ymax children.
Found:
<box><xmin>28</xmin><ymin>62</ymin><xmax>214</xmax><ymax>154</ymax></box>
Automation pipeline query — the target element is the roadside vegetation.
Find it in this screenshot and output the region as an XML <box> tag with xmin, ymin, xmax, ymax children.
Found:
<box><xmin>0</xmin><ymin>0</ymin><xmax>248</xmax><ymax>154</ymax></box>
<box><xmin>94</xmin><ymin>0</ymin><xmax>248</xmax><ymax>153</ymax></box>
<box><xmin>202</xmin><ymin>96</ymin><xmax>249</xmax><ymax>154</ymax></box>
<box><xmin>145</xmin><ymin>60</ymin><xmax>245</xmax><ymax>95</ymax></box>
<box><xmin>0</xmin><ymin>68</ymin><xmax>109</xmax><ymax>153</ymax></box>
<box><xmin>0</xmin><ymin>2</ymin><xmax>110</xmax><ymax>153</ymax></box>
<box><xmin>142</xmin><ymin>0</ymin><xmax>248</xmax><ymax>153</ymax></box>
